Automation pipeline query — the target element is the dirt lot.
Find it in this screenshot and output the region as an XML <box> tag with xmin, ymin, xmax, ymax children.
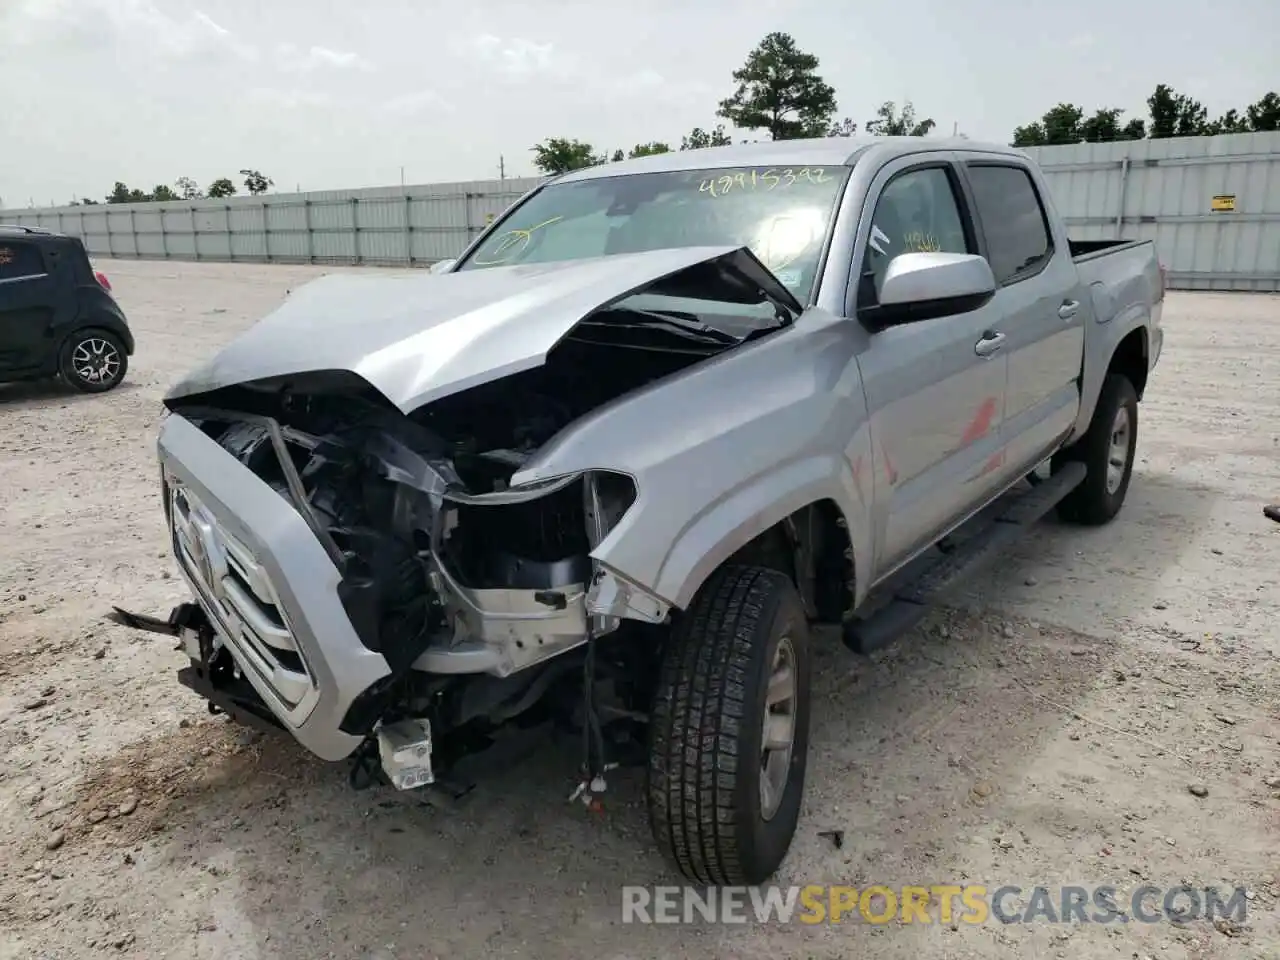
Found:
<box><xmin>1</xmin><ymin>259</ymin><xmax>1278</xmax><ymax>960</ymax></box>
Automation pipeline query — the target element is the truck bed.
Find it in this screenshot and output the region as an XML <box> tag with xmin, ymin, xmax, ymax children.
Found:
<box><xmin>1068</xmin><ymin>238</ymin><xmax>1146</xmax><ymax>263</ymax></box>
<box><xmin>1070</xmin><ymin>237</ymin><xmax>1163</xmax><ymax>372</ymax></box>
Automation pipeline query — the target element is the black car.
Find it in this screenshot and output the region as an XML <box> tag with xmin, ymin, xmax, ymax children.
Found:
<box><xmin>0</xmin><ymin>225</ymin><xmax>134</xmax><ymax>393</ymax></box>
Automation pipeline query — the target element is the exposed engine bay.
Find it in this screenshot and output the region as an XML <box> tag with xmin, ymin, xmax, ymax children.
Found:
<box><xmin>152</xmin><ymin>259</ymin><xmax>798</xmax><ymax>790</ymax></box>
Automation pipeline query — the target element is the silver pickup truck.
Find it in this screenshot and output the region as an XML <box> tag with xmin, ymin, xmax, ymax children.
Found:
<box><xmin>115</xmin><ymin>136</ymin><xmax>1163</xmax><ymax>886</ymax></box>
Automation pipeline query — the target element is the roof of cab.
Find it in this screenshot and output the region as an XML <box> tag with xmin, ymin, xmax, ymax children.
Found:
<box><xmin>0</xmin><ymin>224</ymin><xmax>60</xmax><ymax>238</ymax></box>
<box><xmin>553</xmin><ymin>136</ymin><xmax>1027</xmax><ymax>184</ymax></box>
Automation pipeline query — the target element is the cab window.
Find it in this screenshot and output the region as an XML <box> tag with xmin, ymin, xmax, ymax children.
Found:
<box><xmin>964</xmin><ymin>164</ymin><xmax>1053</xmax><ymax>284</ymax></box>
<box><xmin>857</xmin><ymin>166</ymin><xmax>971</xmax><ymax>308</ymax></box>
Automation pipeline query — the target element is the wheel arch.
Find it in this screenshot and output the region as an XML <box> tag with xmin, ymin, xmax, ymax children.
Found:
<box><xmin>1107</xmin><ymin>327</ymin><xmax>1149</xmax><ymax>399</ymax></box>
<box><xmin>645</xmin><ymin>456</ymin><xmax>862</xmax><ymax>620</ymax></box>
<box><xmin>1070</xmin><ymin>317</ymin><xmax>1151</xmax><ymax>446</ymax></box>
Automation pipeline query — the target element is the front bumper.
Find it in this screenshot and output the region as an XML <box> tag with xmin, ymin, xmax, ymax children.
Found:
<box><xmin>158</xmin><ymin>413</ymin><xmax>391</xmax><ymax>761</ymax></box>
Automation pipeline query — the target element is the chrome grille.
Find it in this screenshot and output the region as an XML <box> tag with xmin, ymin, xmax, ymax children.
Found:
<box><xmin>168</xmin><ymin>479</ymin><xmax>312</xmax><ymax>707</ymax></box>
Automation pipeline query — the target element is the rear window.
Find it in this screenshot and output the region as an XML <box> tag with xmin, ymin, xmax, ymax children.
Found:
<box><xmin>0</xmin><ymin>241</ymin><xmax>46</xmax><ymax>281</ymax></box>
<box><xmin>965</xmin><ymin>165</ymin><xmax>1052</xmax><ymax>284</ymax></box>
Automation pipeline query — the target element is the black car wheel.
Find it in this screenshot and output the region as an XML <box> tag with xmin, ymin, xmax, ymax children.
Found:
<box><xmin>60</xmin><ymin>329</ymin><xmax>128</xmax><ymax>393</ymax></box>
<box><xmin>647</xmin><ymin>565</ymin><xmax>811</xmax><ymax>885</ymax></box>
<box><xmin>1053</xmin><ymin>373</ymin><xmax>1138</xmax><ymax>525</ymax></box>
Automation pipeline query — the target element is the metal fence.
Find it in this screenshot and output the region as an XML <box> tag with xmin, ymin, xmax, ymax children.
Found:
<box><xmin>3</xmin><ymin>131</ymin><xmax>1279</xmax><ymax>290</ymax></box>
<box><xmin>1024</xmin><ymin>130</ymin><xmax>1280</xmax><ymax>292</ymax></box>
<box><xmin>0</xmin><ymin>177</ymin><xmax>543</xmax><ymax>267</ymax></box>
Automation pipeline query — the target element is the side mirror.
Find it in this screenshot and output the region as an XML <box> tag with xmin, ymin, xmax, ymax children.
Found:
<box><xmin>428</xmin><ymin>258</ymin><xmax>457</xmax><ymax>275</ymax></box>
<box><xmin>864</xmin><ymin>252</ymin><xmax>996</xmax><ymax>328</ymax></box>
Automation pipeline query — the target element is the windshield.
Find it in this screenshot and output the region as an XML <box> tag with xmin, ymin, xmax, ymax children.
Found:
<box><xmin>455</xmin><ymin>165</ymin><xmax>850</xmax><ymax>301</ymax></box>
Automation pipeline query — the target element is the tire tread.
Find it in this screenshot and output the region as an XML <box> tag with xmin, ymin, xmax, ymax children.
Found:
<box><xmin>647</xmin><ymin>565</ymin><xmax>795</xmax><ymax>885</ymax></box>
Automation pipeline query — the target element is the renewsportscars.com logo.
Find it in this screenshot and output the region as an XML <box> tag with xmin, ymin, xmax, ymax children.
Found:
<box><xmin>621</xmin><ymin>884</ymin><xmax>1251</xmax><ymax>926</ymax></box>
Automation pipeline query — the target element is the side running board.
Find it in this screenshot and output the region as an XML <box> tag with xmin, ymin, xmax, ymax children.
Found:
<box><xmin>843</xmin><ymin>461</ymin><xmax>1087</xmax><ymax>655</ymax></box>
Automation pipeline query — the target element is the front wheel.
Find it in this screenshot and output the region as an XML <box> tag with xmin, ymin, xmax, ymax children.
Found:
<box><xmin>60</xmin><ymin>329</ymin><xmax>128</xmax><ymax>393</ymax></box>
<box><xmin>1053</xmin><ymin>373</ymin><xmax>1139</xmax><ymax>525</ymax></box>
<box><xmin>646</xmin><ymin>565</ymin><xmax>811</xmax><ymax>885</ymax></box>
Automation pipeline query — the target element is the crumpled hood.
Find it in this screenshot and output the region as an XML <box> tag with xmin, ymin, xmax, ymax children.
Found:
<box><xmin>164</xmin><ymin>246</ymin><xmax>793</xmax><ymax>414</ymax></box>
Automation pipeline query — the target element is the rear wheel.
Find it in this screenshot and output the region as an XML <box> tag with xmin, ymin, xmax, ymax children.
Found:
<box><xmin>60</xmin><ymin>329</ymin><xmax>128</xmax><ymax>393</ymax></box>
<box><xmin>647</xmin><ymin>565</ymin><xmax>811</xmax><ymax>885</ymax></box>
<box><xmin>1053</xmin><ymin>373</ymin><xmax>1138</xmax><ymax>525</ymax></box>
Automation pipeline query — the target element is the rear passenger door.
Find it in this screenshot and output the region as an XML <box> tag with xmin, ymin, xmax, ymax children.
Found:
<box><xmin>960</xmin><ymin>162</ymin><xmax>1085</xmax><ymax>482</ymax></box>
<box><xmin>852</xmin><ymin>156</ymin><xmax>1012</xmax><ymax>579</ymax></box>
<box><xmin>0</xmin><ymin>239</ymin><xmax>56</xmax><ymax>374</ymax></box>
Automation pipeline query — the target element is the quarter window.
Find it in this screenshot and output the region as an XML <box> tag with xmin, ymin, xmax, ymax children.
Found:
<box><xmin>858</xmin><ymin>167</ymin><xmax>970</xmax><ymax>307</ymax></box>
<box><xmin>965</xmin><ymin>165</ymin><xmax>1052</xmax><ymax>284</ymax></box>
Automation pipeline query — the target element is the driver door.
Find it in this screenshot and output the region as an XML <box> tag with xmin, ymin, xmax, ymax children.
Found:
<box><xmin>851</xmin><ymin>157</ymin><xmax>1012</xmax><ymax>581</ymax></box>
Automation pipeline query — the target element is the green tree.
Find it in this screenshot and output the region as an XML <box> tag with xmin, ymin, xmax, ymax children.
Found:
<box><xmin>106</xmin><ymin>181</ymin><xmax>132</xmax><ymax>204</ymax></box>
<box><xmin>1011</xmin><ymin>122</ymin><xmax>1047</xmax><ymax>147</ymax></box>
<box><xmin>610</xmin><ymin>149</ymin><xmax>625</xmax><ymax>162</ymax></box>
<box><xmin>679</xmin><ymin>125</ymin><xmax>733</xmax><ymax>150</ymax></box>
<box><xmin>1121</xmin><ymin>117</ymin><xmax>1147</xmax><ymax>139</ymax></box>
<box><xmin>530</xmin><ymin>138</ymin><xmax>602</xmax><ymax>175</ymax></box>
<box><xmin>1245</xmin><ymin>91</ymin><xmax>1280</xmax><ymax>131</ymax></box>
<box><xmin>629</xmin><ymin>142</ymin><xmax>671</xmax><ymax>158</ymax></box>
<box><xmin>240</xmin><ymin>169</ymin><xmax>273</xmax><ymax>195</ymax></box>
<box><xmin>1014</xmin><ymin>105</ymin><xmax>1145</xmax><ymax>145</ymax></box>
<box><xmin>827</xmin><ymin>117</ymin><xmax>858</xmax><ymax>137</ymax></box>
<box><xmin>865</xmin><ymin>101</ymin><xmax>935</xmax><ymax>137</ymax></box>
<box><xmin>175</xmin><ymin>176</ymin><xmax>203</xmax><ymax>200</ymax></box>
<box><xmin>151</xmin><ymin>185</ymin><xmax>179</xmax><ymax>201</ymax></box>
<box><xmin>1147</xmin><ymin>84</ymin><xmax>1208</xmax><ymax>138</ymax></box>
<box><xmin>716</xmin><ymin>32</ymin><xmax>837</xmax><ymax>140</ymax></box>
<box><xmin>1206</xmin><ymin>109</ymin><xmax>1250</xmax><ymax>135</ymax></box>
<box><xmin>207</xmin><ymin>178</ymin><xmax>237</xmax><ymax>198</ymax></box>
<box><xmin>1078</xmin><ymin>107</ymin><xmax>1128</xmax><ymax>142</ymax></box>
<box><xmin>1040</xmin><ymin>103</ymin><xmax>1085</xmax><ymax>143</ymax></box>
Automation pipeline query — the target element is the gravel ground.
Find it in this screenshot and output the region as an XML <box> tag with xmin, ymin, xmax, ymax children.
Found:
<box><xmin>1</xmin><ymin>260</ymin><xmax>1278</xmax><ymax>960</ymax></box>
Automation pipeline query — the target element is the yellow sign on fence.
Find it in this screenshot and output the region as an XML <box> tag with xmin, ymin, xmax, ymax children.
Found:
<box><xmin>1211</xmin><ymin>195</ymin><xmax>1236</xmax><ymax>212</ymax></box>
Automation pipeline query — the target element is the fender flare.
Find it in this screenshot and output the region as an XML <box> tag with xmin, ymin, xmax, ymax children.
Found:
<box><xmin>643</xmin><ymin>453</ymin><xmax>867</xmax><ymax>612</ymax></box>
<box><xmin>1069</xmin><ymin>305</ymin><xmax>1149</xmax><ymax>445</ymax></box>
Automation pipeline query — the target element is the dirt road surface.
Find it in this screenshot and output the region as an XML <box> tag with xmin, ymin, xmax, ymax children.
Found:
<box><xmin>2</xmin><ymin>260</ymin><xmax>1278</xmax><ymax>960</ymax></box>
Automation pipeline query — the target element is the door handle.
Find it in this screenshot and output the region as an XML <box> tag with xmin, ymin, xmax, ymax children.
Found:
<box><xmin>1059</xmin><ymin>299</ymin><xmax>1080</xmax><ymax>320</ymax></box>
<box><xmin>974</xmin><ymin>331</ymin><xmax>1006</xmax><ymax>357</ymax></box>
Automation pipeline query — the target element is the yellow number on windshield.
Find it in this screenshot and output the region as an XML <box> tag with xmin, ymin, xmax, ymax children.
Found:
<box><xmin>471</xmin><ymin>216</ymin><xmax>564</xmax><ymax>266</ymax></box>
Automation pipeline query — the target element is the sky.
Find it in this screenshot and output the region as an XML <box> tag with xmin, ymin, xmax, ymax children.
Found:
<box><xmin>1</xmin><ymin>0</ymin><xmax>1276</xmax><ymax>207</ymax></box>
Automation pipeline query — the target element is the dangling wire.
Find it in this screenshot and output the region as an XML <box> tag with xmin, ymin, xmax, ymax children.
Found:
<box><xmin>582</xmin><ymin>623</ymin><xmax>607</xmax><ymax>778</ymax></box>
<box><xmin>570</xmin><ymin>622</ymin><xmax>614</xmax><ymax>807</ymax></box>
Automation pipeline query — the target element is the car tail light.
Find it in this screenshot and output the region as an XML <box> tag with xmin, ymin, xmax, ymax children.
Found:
<box><xmin>95</xmin><ymin>270</ymin><xmax>112</xmax><ymax>292</ymax></box>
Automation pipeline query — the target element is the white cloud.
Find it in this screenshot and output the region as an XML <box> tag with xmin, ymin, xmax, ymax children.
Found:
<box><xmin>247</xmin><ymin>87</ymin><xmax>334</xmax><ymax>109</ymax></box>
<box><xmin>275</xmin><ymin>42</ymin><xmax>374</xmax><ymax>73</ymax></box>
<box><xmin>382</xmin><ymin>90</ymin><xmax>455</xmax><ymax>115</ymax></box>
<box><xmin>6</xmin><ymin>0</ymin><xmax>256</xmax><ymax>60</ymax></box>
<box><xmin>446</xmin><ymin>32</ymin><xmax>696</xmax><ymax>104</ymax></box>
<box><xmin>456</xmin><ymin>33</ymin><xmax>572</xmax><ymax>79</ymax></box>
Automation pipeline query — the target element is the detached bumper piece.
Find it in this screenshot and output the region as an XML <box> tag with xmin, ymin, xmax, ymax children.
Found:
<box><xmin>110</xmin><ymin>601</ymin><xmax>287</xmax><ymax>736</ymax></box>
<box><xmin>177</xmin><ymin>665</ymin><xmax>287</xmax><ymax>736</ymax></box>
<box><xmin>112</xmin><ymin>600</ymin><xmax>442</xmax><ymax>791</ymax></box>
<box><xmin>107</xmin><ymin>603</ymin><xmax>206</xmax><ymax>637</ymax></box>
<box><xmin>376</xmin><ymin>719</ymin><xmax>435</xmax><ymax>790</ymax></box>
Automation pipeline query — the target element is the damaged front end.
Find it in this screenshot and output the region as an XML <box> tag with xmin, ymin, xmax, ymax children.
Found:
<box><xmin>118</xmin><ymin>246</ymin><xmax>798</xmax><ymax>791</ymax></box>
